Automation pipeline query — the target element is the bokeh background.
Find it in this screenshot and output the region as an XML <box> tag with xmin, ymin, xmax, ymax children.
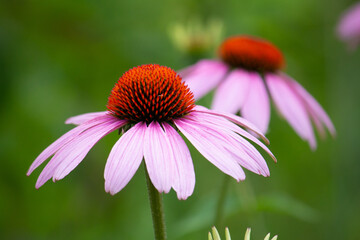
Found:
<box><xmin>1</xmin><ymin>0</ymin><xmax>359</xmax><ymax>239</ymax></box>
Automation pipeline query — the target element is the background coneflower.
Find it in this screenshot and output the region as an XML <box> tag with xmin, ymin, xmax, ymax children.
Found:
<box><xmin>180</xmin><ymin>35</ymin><xmax>335</xmax><ymax>149</ymax></box>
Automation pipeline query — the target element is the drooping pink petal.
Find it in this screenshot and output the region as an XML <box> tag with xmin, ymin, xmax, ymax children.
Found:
<box><xmin>212</xmin><ymin>69</ymin><xmax>251</xmax><ymax>114</ymax></box>
<box><xmin>294</xmin><ymin>100</ymin><xmax>327</xmax><ymax>139</ymax></box>
<box><xmin>104</xmin><ymin>122</ymin><xmax>146</xmax><ymax>195</ymax></box>
<box><xmin>52</xmin><ymin>119</ymin><xmax>126</xmax><ymax>181</ymax></box>
<box><xmin>337</xmin><ymin>2</ymin><xmax>360</xmax><ymax>49</ymax></box>
<box><xmin>193</xmin><ymin>105</ymin><xmax>269</xmax><ymax>144</ymax></box>
<box><xmin>187</xmin><ymin>112</ymin><xmax>271</xmax><ymax>176</ymax></box>
<box><xmin>35</xmin><ymin>118</ymin><xmax>126</xmax><ymax>188</ymax></box>
<box><xmin>207</xmin><ymin>123</ymin><xmax>268</xmax><ymax>176</ymax></box>
<box><xmin>189</xmin><ymin>111</ymin><xmax>276</xmax><ymax>162</ymax></box>
<box><xmin>65</xmin><ymin>111</ymin><xmax>108</xmax><ymax>125</ymax></box>
<box><xmin>227</xmin><ymin>132</ymin><xmax>270</xmax><ymax>176</ymax></box>
<box><xmin>241</xmin><ymin>72</ymin><xmax>270</xmax><ymax>133</ymax></box>
<box><xmin>179</xmin><ymin>60</ymin><xmax>229</xmax><ymax>99</ymax></box>
<box><xmin>284</xmin><ymin>74</ymin><xmax>336</xmax><ymax>137</ymax></box>
<box><xmin>266</xmin><ymin>73</ymin><xmax>317</xmax><ymax>149</ymax></box>
<box><xmin>175</xmin><ymin>118</ymin><xmax>246</xmax><ymax>181</ymax></box>
<box><xmin>162</xmin><ymin>123</ymin><xmax>195</xmax><ymax>200</ymax></box>
<box><xmin>27</xmin><ymin>114</ymin><xmax>118</xmax><ymax>176</ymax></box>
<box><xmin>143</xmin><ymin>122</ymin><xmax>173</xmax><ymax>193</ymax></box>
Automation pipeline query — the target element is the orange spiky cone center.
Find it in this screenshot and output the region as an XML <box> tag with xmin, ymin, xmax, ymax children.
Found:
<box><xmin>107</xmin><ymin>64</ymin><xmax>195</xmax><ymax>123</ymax></box>
<box><xmin>219</xmin><ymin>35</ymin><xmax>285</xmax><ymax>72</ymax></box>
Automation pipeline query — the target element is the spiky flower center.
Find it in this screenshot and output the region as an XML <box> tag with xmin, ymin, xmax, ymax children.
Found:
<box><xmin>107</xmin><ymin>64</ymin><xmax>195</xmax><ymax>123</ymax></box>
<box><xmin>219</xmin><ymin>36</ymin><xmax>285</xmax><ymax>72</ymax></box>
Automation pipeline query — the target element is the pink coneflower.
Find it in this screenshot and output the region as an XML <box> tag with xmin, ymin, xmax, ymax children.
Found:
<box><xmin>181</xmin><ymin>36</ymin><xmax>335</xmax><ymax>150</ymax></box>
<box><xmin>28</xmin><ymin>64</ymin><xmax>275</xmax><ymax>200</ymax></box>
<box><xmin>337</xmin><ymin>2</ymin><xmax>360</xmax><ymax>49</ymax></box>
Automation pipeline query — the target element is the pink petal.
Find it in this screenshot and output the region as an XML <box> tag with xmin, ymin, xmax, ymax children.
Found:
<box><xmin>162</xmin><ymin>123</ymin><xmax>195</xmax><ymax>200</ymax></box>
<box><xmin>337</xmin><ymin>3</ymin><xmax>360</xmax><ymax>49</ymax></box>
<box><xmin>212</xmin><ymin>69</ymin><xmax>251</xmax><ymax>114</ymax></box>
<box><xmin>187</xmin><ymin>112</ymin><xmax>271</xmax><ymax>176</ymax></box>
<box><xmin>228</xmin><ymin>132</ymin><xmax>270</xmax><ymax>176</ymax></box>
<box><xmin>35</xmin><ymin>118</ymin><xmax>125</xmax><ymax>188</ymax></box>
<box><xmin>241</xmin><ymin>72</ymin><xmax>270</xmax><ymax>133</ymax></box>
<box><xmin>189</xmin><ymin>110</ymin><xmax>276</xmax><ymax>162</ymax></box>
<box><xmin>104</xmin><ymin>122</ymin><xmax>146</xmax><ymax>195</ymax></box>
<box><xmin>266</xmin><ymin>73</ymin><xmax>317</xmax><ymax>149</ymax></box>
<box><xmin>193</xmin><ymin>105</ymin><xmax>269</xmax><ymax>144</ymax></box>
<box><xmin>52</xmin><ymin>119</ymin><xmax>125</xmax><ymax>181</ymax></box>
<box><xmin>285</xmin><ymin>74</ymin><xmax>336</xmax><ymax>137</ymax></box>
<box><xmin>65</xmin><ymin>111</ymin><xmax>108</xmax><ymax>125</ymax></box>
<box><xmin>175</xmin><ymin>118</ymin><xmax>246</xmax><ymax>181</ymax></box>
<box><xmin>179</xmin><ymin>60</ymin><xmax>229</xmax><ymax>100</ymax></box>
<box><xmin>27</xmin><ymin>114</ymin><xmax>118</xmax><ymax>176</ymax></box>
<box><xmin>143</xmin><ymin>122</ymin><xmax>173</xmax><ymax>193</ymax></box>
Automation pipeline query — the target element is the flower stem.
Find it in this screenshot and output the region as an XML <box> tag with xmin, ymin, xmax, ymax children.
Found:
<box><xmin>214</xmin><ymin>175</ymin><xmax>230</xmax><ymax>228</ymax></box>
<box><xmin>145</xmin><ymin>165</ymin><xmax>167</xmax><ymax>240</ymax></box>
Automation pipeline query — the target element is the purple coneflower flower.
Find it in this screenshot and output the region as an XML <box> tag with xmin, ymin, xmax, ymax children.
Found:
<box><xmin>28</xmin><ymin>64</ymin><xmax>275</xmax><ymax>200</ymax></box>
<box><xmin>181</xmin><ymin>36</ymin><xmax>335</xmax><ymax>149</ymax></box>
<box><xmin>337</xmin><ymin>2</ymin><xmax>360</xmax><ymax>49</ymax></box>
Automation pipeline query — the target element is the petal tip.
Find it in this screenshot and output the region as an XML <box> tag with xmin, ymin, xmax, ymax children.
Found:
<box><xmin>35</xmin><ymin>182</ymin><xmax>44</xmax><ymax>189</ymax></box>
<box><xmin>176</xmin><ymin>190</ymin><xmax>192</xmax><ymax>200</ymax></box>
<box><xmin>27</xmin><ymin>165</ymin><xmax>36</xmax><ymax>176</ymax></box>
<box><xmin>177</xmin><ymin>196</ymin><xmax>188</xmax><ymax>201</ymax></box>
<box><xmin>309</xmin><ymin>141</ymin><xmax>317</xmax><ymax>151</ymax></box>
<box><xmin>52</xmin><ymin>175</ymin><xmax>63</xmax><ymax>182</ymax></box>
<box><xmin>330</xmin><ymin>129</ymin><xmax>337</xmax><ymax>139</ymax></box>
<box><xmin>238</xmin><ymin>175</ymin><xmax>246</xmax><ymax>182</ymax></box>
<box><xmin>105</xmin><ymin>183</ymin><xmax>120</xmax><ymax>196</ymax></box>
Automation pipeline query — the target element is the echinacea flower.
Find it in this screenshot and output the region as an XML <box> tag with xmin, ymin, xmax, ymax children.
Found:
<box><xmin>180</xmin><ymin>35</ymin><xmax>335</xmax><ymax>149</ymax></box>
<box><xmin>337</xmin><ymin>2</ymin><xmax>360</xmax><ymax>49</ymax></box>
<box><xmin>28</xmin><ymin>64</ymin><xmax>275</xmax><ymax>200</ymax></box>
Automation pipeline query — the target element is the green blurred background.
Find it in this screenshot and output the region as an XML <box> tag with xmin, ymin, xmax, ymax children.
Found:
<box><xmin>0</xmin><ymin>0</ymin><xmax>359</xmax><ymax>239</ymax></box>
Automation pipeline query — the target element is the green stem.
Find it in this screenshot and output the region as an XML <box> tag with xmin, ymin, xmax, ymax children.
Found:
<box><xmin>214</xmin><ymin>175</ymin><xmax>231</xmax><ymax>228</ymax></box>
<box><xmin>145</xmin><ymin>165</ymin><xmax>167</xmax><ymax>240</ymax></box>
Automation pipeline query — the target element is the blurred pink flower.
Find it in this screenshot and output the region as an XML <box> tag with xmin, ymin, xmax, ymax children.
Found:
<box><xmin>337</xmin><ymin>2</ymin><xmax>360</xmax><ymax>49</ymax></box>
<box><xmin>181</xmin><ymin>36</ymin><xmax>335</xmax><ymax>150</ymax></box>
<box><xmin>28</xmin><ymin>64</ymin><xmax>275</xmax><ymax>200</ymax></box>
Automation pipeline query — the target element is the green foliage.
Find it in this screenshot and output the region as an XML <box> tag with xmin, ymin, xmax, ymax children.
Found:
<box><xmin>0</xmin><ymin>0</ymin><xmax>359</xmax><ymax>239</ymax></box>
